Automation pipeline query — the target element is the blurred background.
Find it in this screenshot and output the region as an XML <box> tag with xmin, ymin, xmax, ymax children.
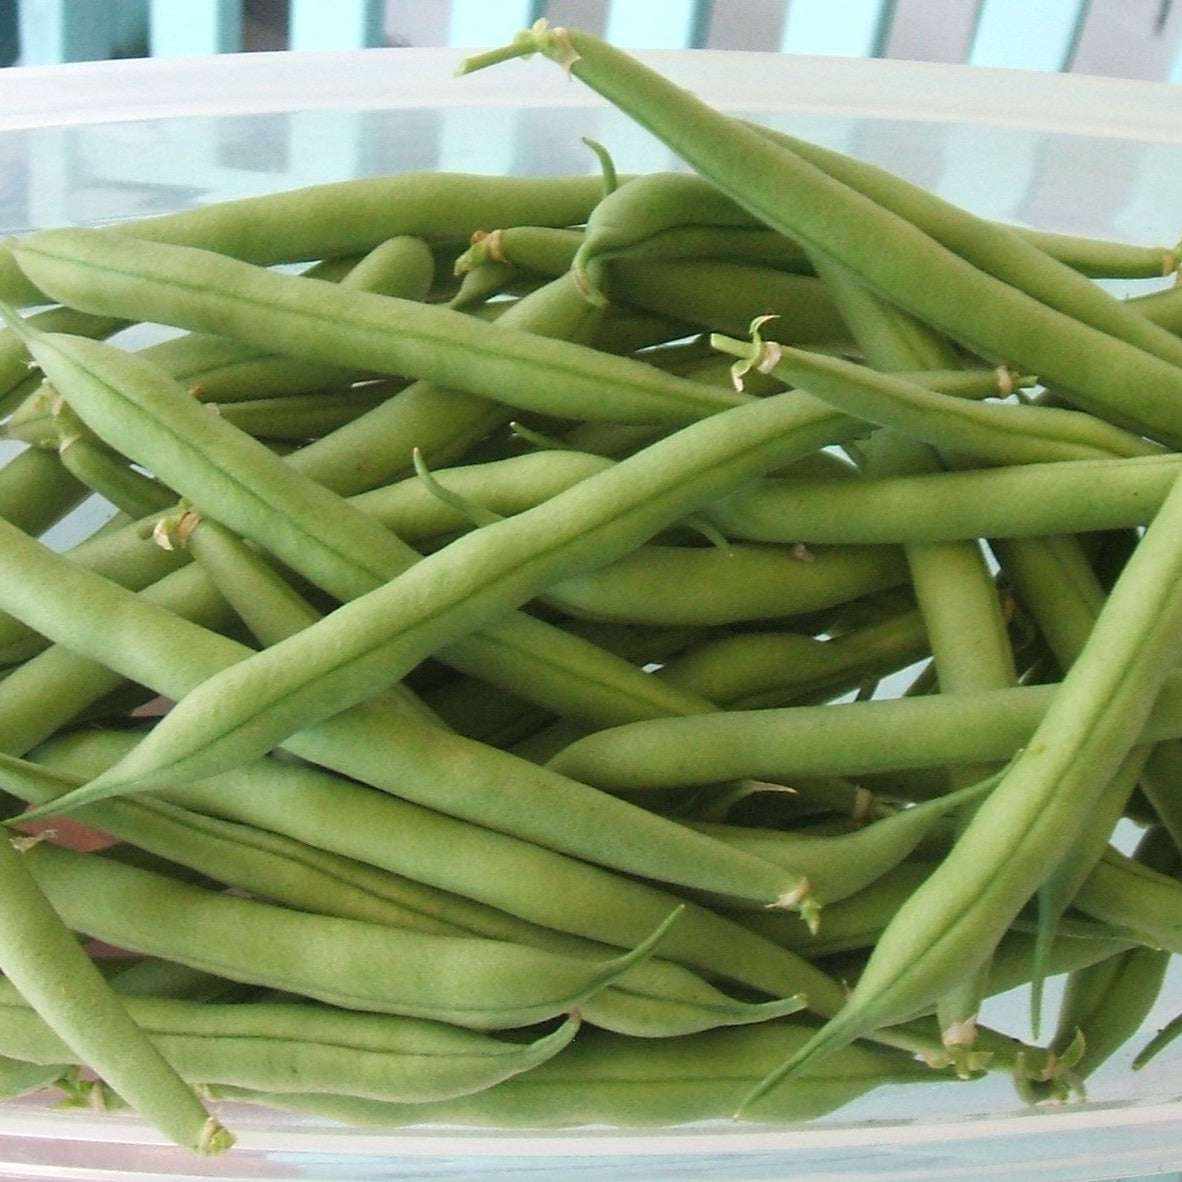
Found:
<box><xmin>3</xmin><ymin>0</ymin><xmax>1182</xmax><ymax>82</ymax></box>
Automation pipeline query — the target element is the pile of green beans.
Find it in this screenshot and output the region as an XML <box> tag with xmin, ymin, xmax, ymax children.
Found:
<box><xmin>0</xmin><ymin>29</ymin><xmax>1175</xmax><ymax>1153</ymax></box>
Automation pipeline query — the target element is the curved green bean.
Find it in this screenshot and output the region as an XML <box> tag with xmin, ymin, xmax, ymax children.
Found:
<box><xmin>0</xmin><ymin>985</ymin><xmax>581</xmax><ymax>1103</ymax></box>
<box><xmin>0</xmin><ymin>172</ymin><xmax>613</xmax><ymax>307</ymax></box>
<box><xmin>206</xmin><ymin>1020</ymin><xmax>937</xmax><ymax>1127</ymax></box>
<box><xmin>714</xmin><ymin>334</ymin><xmax>1156</xmax><ymax>465</ymax></box>
<box><xmin>10</xmin><ymin>233</ymin><xmax>751</xmax><ymax>426</ymax></box>
<box><xmin>25</xmin><ymin>841</ymin><xmax>680</xmax><ymax>1029</ymax></box>
<box><xmin>0</xmin><ymin>836</ymin><xmax>228</xmax><ymax>1152</ymax></box>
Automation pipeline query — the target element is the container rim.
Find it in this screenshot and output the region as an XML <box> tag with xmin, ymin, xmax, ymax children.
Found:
<box><xmin>1</xmin><ymin>1090</ymin><xmax>1179</xmax><ymax>1158</ymax></box>
<box><xmin>0</xmin><ymin>47</ymin><xmax>1179</xmax><ymax>143</ymax></box>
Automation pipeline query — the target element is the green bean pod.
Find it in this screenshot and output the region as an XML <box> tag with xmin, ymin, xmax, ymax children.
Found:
<box><xmin>568</xmin><ymin>170</ymin><xmax>1178</xmax><ymax>292</ymax></box>
<box><xmin>25</xmin><ymin>842</ymin><xmax>681</xmax><ymax>1030</ymax></box>
<box><xmin>55</xmin><ymin>432</ymin><xmax>174</xmax><ymax>520</ymax></box>
<box><xmin>0</xmin><ymin>446</ymin><xmax>86</xmax><ymax>535</ymax></box>
<box><xmin>207</xmin><ymin>1020</ymin><xmax>938</xmax><ymax>1127</ymax></box>
<box><xmin>660</xmin><ymin>609</ymin><xmax>928</xmax><ymax>708</ymax></box>
<box><xmin>547</xmin><ymin>542</ymin><xmax>909</xmax><ymax>626</ymax></box>
<box><xmin>689</xmin><ymin>773</ymin><xmax>996</xmax><ymax>909</ymax></box>
<box><xmin>1073</xmin><ymin>849</ymin><xmax>1182</xmax><ymax>953</ymax></box>
<box><xmin>714</xmin><ymin>336</ymin><xmax>1156</xmax><ymax>466</ymax></box>
<box><xmin>711</xmin><ymin>454</ymin><xmax>1182</xmax><ymax>546</ymax></box>
<box><xmin>1049</xmin><ymin>946</ymin><xmax>1171</xmax><ymax>1087</ymax></box>
<box><xmin>9</xmin><ymin>382</ymin><xmax>406</xmax><ymax>448</ymax></box>
<box><xmin>0</xmin><ymin>985</ymin><xmax>582</xmax><ymax>1104</ymax></box>
<box><xmin>0</xmin><ymin>836</ymin><xmax>228</xmax><ymax>1152</ymax></box>
<box><xmin>10</xmin><ymin>233</ymin><xmax>752</xmax><ymax>426</ymax></box>
<box><xmin>0</xmin><ymin>172</ymin><xmax>614</xmax><ymax>307</ymax></box>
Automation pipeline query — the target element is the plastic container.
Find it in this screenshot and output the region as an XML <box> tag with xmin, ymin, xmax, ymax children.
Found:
<box><xmin>0</xmin><ymin>45</ymin><xmax>1179</xmax><ymax>1181</ymax></box>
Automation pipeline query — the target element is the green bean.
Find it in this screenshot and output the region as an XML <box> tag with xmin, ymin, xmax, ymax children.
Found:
<box><xmin>542</xmin><ymin>542</ymin><xmax>909</xmax><ymax>626</ymax></box>
<box><xmin>661</xmin><ymin>609</ymin><xmax>928</xmax><ymax>709</ymax></box>
<box><xmin>0</xmin><ymin>446</ymin><xmax>86</xmax><ymax>535</ymax></box>
<box><xmin>1130</xmin><ymin>283</ymin><xmax>1182</xmax><ymax>334</ymax></box>
<box><xmin>1012</xmin><ymin>228</ymin><xmax>1177</xmax><ymax>279</ymax></box>
<box><xmin>108</xmin><ymin>958</ymin><xmax>240</xmax><ymax>1003</ymax></box>
<box><xmin>9</xmin><ymin>382</ymin><xmax>406</xmax><ymax>448</ymax></box>
<box><xmin>568</xmin><ymin>171</ymin><xmax>1178</xmax><ymax>290</ymax></box>
<box><xmin>746</xmin><ymin>125</ymin><xmax>1182</xmax><ymax>369</ymax></box>
<box><xmin>463</xmin><ymin>26</ymin><xmax>1182</xmax><ymax>444</ymax></box>
<box><xmin>354</xmin><ymin>449</ymin><xmax>613</xmax><ymax>541</ymax></box>
<box><xmin>456</xmin><ymin>221</ymin><xmax>815</xmax><ymax>280</ymax></box>
<box><xmin>0</xmin><ymin>172</ymin><xmax>613</xmax><ymax>307</ymax></box>
<box><xmin>53</xmin><ymin>415</ymin><xmax>175</xmax><ymax>519</ymax></box>
<box><xmin>1135</xmin><ymin>1010</ymin><xmax>1182</xmax><ymax>1069</ymax></box>
<box><xmin>7</xmin><ymin>236</ymin><xmax>436</xmax><ymax>450</ymax></box>
<box><xmin>690</xmin><ymin>772</ymin><xmax>998</xmax><ymax>909</ymax></box>
<box><xmin>1073</xmin><ymin>848</ymin><xmax>1182</xmax><ymax>954</ymax></box>
<box><xmin>26</xmin><ymin>841</ymin><xmax>679</xmax><ymax>1029</ymax></box>
<box><xmin>712</xmin><ymin>454</ymin><xmax>1182</xmax><ymax>546</ymax></box>
<box><xmin>449</xmin><ymin>260</ymin><xmax>519</xmax><ymax>310</ymax></box>
<box><xmin>10</xmin><ymin>234</ymin><xmax>751</xmax><ymax>427</ymax></box>
<box><xmin>741</xmin><ymin>452</ymin><xmax>1182</xmax><ymax>1103</ymax></box>
<box><xmin>0</xmin><ymin>983</ymin><xmax>582</xmax><ymax>1103</ymax></box>
<box><xmin>207</xmin><ymin>1020</ymin><xmax>938</xmax><ymax>1127</ymax></box>
<box><xmin>609</xmin><ymin>259</ymin><xmax>849</xmax><ymax>349</ymax></box>
<box><xmin>715</xmin><ymin>334</ymin><xmax>1157</xmax><ymax>465</ymax></box>
<box><xmin>0</xmin><ymin>836</ymin><xmax>229</xmax><ymax>1151</ymax></box>
<box><xmin>1047</xmin><ymin>946</ymin><xmax>1171</xmax><ymax>1090</ymax></box>
<box><xmin>549</xmin><ymin>664</ymin><xmax>1182</xmax><ymax>789</ymax></box>
<box><xmin>0</xmin><ymin>305</ymin><xmax>125</xmax><ymax>405</ymax></box>
<box><xmin>0</xmin><ymin>516</ymin><xmax>189</xmax><ymax>666</ymax></box>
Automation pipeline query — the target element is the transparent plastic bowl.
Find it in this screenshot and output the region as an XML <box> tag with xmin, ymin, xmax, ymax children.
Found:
<box><xmin>0</xmin><ymin>46</ymin><xmax>1178</xmax><ymax>1181</ymax></box>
